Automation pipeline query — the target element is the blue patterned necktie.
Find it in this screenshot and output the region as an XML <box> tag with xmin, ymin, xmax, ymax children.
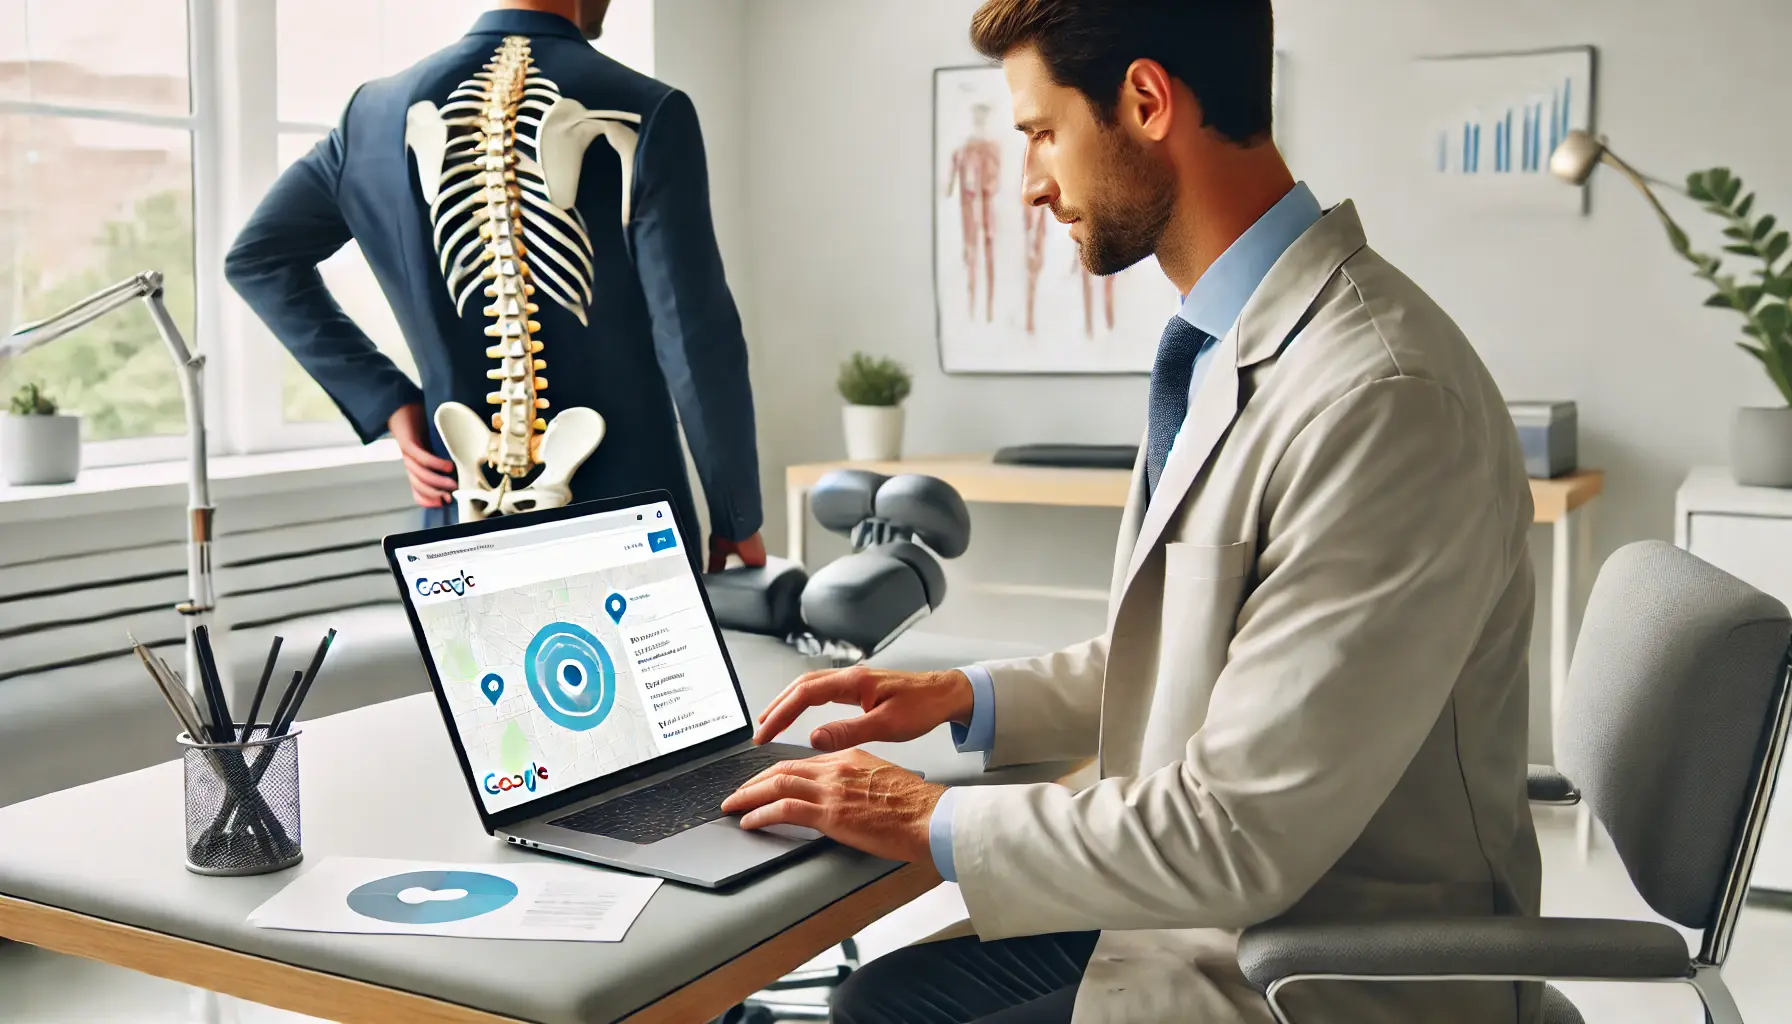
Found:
<box><xmin>1145</xmin><ymin>316</ymin><xmax>1212</xmax><ymax>496</ymax></box>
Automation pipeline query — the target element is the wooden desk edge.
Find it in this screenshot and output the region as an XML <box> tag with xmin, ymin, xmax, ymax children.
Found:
<box><xmin>0</xmin><ymin>893</ymin><xmax>520</xmax><ymax>1024</ymax></box>
<box><xmin>0</xmin><ymin>864</ymin><xmax>938</xmax><ymax>1024</ymax></box>
<box><xmin>788</xmin><ymin>459</ymin><xmax>1605</xmax><ymax>524</ymax></box>
<box><xmin>0</xmin><ymin>760</ymin><xmax>1099</xmax><ymax>1023</ymax></box>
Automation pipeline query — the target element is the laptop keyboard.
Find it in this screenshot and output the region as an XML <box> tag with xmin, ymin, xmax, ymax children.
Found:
<box><xmin>548</xmin><ymin>747</ymin><xmax>799</xmax><ymax>845</ymax></box>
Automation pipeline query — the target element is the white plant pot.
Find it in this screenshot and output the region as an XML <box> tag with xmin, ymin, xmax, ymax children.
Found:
<box><xmin>842</xmin><ymin>404</ymin><xmax>904</xmax><ymax>462</ymax></box>
<box><xmin>1</xmin><ymin>413</ymin><xmax>81</xmax><ymax>486</ymax></box>
<box><xmin>1732</xmin><ymin>406</ymin><xmax>1792</xmax><ymax>488</ymax></box>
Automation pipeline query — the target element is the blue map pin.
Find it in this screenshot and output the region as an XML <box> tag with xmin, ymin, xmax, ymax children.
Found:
<box><xmin>480</xmin><ymin>672</ymin><xmax>504</xmax><ymax>705</ymax></box>
<box><xmin>605</xmin><ymin>592</ymin><xmax>627</xmax><ymax>624</ymax></box>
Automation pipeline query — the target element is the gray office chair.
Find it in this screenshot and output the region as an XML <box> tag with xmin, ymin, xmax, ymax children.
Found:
<box><xmin>1237</xmin><ymin>540</ymin><xmax>1792</xmax><ymax>1024</ymax></box>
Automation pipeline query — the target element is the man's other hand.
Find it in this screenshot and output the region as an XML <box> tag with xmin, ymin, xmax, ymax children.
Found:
<box><xmin>708</xmin><ymin>531</ymin><xmax>767</xmax><ymax>573</ymax></box>
<box><xmin>721</xmin><ymin>749</ymin><xmax>944</xmax><ymax>866</ymax></box>
<box><xmin>387</xmin><ymin>402</ymin><xmax>458</xmax><ymax>508</ymax></box>
<box><xmin>754</xmin><ymin>665</ymin><xmax>973</xmax><ymax>751</ymax></box>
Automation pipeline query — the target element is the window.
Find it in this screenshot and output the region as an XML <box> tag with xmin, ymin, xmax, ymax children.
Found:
<box><xmin>269</xmin><ymin>0</ymin><xmax>491</xmax><ymax>428</ymax></box>
<box><xmin>0</xmin><ymin>0</ymin><xmax>197</xmax><ymax>459</ymax></box>
<box><xmin>0</xmin><ymin>0</ymin><xmax>654</xmax><ymax>466</ymax></box>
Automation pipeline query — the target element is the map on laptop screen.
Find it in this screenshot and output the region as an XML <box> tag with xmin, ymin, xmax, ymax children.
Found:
<box><xmin>396</xmin><ymin>501</ymin><xmax>748</xmax><ymax>814</ymax></box>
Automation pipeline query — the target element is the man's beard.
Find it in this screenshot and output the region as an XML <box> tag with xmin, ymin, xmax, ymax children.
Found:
<box><xmin>1065</xmin><ymin>129</ymin><xmax>1175</xmax><ymax>277</ymax></box>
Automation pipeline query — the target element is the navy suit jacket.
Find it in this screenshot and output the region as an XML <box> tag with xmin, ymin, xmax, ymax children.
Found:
<box><xmin>226</xmin><ymin>9</ymin><xmax>760</xmax><ymax>539</ymax></box>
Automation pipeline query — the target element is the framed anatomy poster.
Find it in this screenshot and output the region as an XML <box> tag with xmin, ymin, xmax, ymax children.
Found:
<box><xmin>932</xmin><ymin>65</ymin><xmax>1177</xmax><ymax>375</ymax></box>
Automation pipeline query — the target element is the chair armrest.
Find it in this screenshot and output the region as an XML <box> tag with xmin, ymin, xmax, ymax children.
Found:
<box><xmin>1527</xmin><ymin>764</ymin><xmax>1581</xmax><ymax>805</ymax></box>
<box><xmin>1236</xmin><ymin>917</ymin><xmax>1691</xmax><ymax>991</ymax></box>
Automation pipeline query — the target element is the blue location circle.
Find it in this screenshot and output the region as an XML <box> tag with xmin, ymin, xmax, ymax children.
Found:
<box><xmin>346</xmin><ymin>870</ymin><xmax>518</xmax><ymax>924</ymax></box>
<box><xmin>524</xmin><ymin>621</ymin><xmax>616</xmax><ymax>732</ymax></box>
<box><xmin>479</xmin><ymin>672</ymin><xmax>505</xmax><ymax>705</ymax></box>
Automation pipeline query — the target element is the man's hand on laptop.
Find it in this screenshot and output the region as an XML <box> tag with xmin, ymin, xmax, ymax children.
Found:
<box><xmin>721</xmin><ymin>748</ymin><xmax>943</xmax><ymax>867</ymax></box>
<box><xmin>751</xmin><ymin>665</ymin><xmax>974</xmax><ymax>750</ymax></box>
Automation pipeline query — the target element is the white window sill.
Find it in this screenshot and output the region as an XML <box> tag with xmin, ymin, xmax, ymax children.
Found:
<box><xmin>0</xmin><ymin>440</ymin><xmax>404</xmax><ymax>526</ymax></box>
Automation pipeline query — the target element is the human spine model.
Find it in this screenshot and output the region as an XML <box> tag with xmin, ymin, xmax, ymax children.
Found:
<box><xmin>404</xmin><ymin>35</ymin><xmax>641</xmax><ymax>520</ymax></box>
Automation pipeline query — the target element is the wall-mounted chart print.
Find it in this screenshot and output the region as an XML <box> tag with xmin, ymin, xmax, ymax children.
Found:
<box><xmin>933</xmin><ymin>65</ymin><xmax>1178</xmax><ymax>375</ymax></box>
<box><xmin>1418</xmin><ymin>46</ymin><xmax>1597</xmax><ymax>215</ymax></box>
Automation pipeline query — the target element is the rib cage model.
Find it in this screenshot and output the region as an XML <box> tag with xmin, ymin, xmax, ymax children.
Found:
<box><xmin>403</xmin><ymin>34</ymin><xmax>642</xmax><ymax>521</ymax></box>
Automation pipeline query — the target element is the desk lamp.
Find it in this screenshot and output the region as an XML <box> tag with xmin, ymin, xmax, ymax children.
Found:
<box><xmin>0</xmin><ymin>271</ymin><xmax>217</xmax><ymax>693</ymax></box>
<box><xmin>1550</xmin><ymin>128</ymin><xmax>1693</xmax><ymax>246</ymax></box>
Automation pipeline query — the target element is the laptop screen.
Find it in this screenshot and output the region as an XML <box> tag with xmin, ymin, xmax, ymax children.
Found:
<box><xmin>392</xmin><ymin>500</ymin><xmax>748</xmax><ymax>815</ymax></box>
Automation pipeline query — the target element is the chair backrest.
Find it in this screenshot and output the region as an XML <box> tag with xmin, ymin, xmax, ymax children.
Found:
<box><xmin>1559</xmin><ymin>541</ymin><xmax>1792</xmax><ymax>941</ymax></box>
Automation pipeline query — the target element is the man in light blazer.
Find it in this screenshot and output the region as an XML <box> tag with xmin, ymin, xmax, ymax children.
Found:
<box><xmin>723</xmin><ymin>2</ymin><xmax>1540</xmax><ymax>1022</ymax></box>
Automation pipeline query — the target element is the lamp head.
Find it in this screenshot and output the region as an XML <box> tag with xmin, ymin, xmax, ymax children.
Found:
<box><xmin>1550</xmin><ymin>129</ymin><xmax>1605</xmax><ymax>186</ymax></box>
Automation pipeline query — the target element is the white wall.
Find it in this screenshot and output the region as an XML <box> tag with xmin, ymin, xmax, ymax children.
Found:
<box><xmin>674</xmin><ymin>0</ymin><xmax>1792</xmax><ymax>753</ymax></box>
<box><xmin>651</xmin><ymin>0</ymin><xmax>752</xmax><ymax>546</ymax></box>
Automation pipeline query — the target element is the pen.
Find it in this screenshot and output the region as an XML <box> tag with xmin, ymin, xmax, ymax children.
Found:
<box><xmin>273</xmin><ymin>629</ymin><xmax>335</xmax><ymax>736</ymax></box>
<box><xmin>242</xmin><ymin>636</ymin><xmax>284</xmax><ymax>741</ymax></box>
<box><xmin>192</xmin><ymin>625</ymin><xmax>233</xmax><ymax>743</ymax></box>
<box><xmin>265</xmin><ymin>670</ymin><xmax>304</xmax><ymax>742</ymax></box>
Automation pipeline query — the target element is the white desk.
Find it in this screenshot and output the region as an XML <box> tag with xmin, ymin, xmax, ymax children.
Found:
<box><xmin>1678</xmin><ymin>467</ymin><xmax>1792</xmax><ymax>893</ymax></box>
<box><xmin>0</xmin><ymin>630</ymin><xmax>1077</xmax><ymax>1024</ymax></box>
<box><xmin>788</xmin><ymin>455</ymin><xmax>1607</xmax><ymax>851</ymax></box>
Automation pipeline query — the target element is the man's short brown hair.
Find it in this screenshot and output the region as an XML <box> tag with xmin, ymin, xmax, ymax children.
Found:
<box><xmin>969</xmin><ymin>0</ymin><xmax>1275</xmax><ymax>144</ymax></box>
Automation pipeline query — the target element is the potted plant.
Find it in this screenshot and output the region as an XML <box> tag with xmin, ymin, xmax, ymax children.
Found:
<box><xmin>837</xmin><ymin>352</ymin><xmax>912</xmax><ymax>461</ymax></box>
<box><xmin>1659</xmin><ymin>168</ymin><xmax>1792</xmax><ymax>486</ymax></box>
<box><xmin>2</xmin><ymin>381</ymin><xmax>82</xmax><ymax>485</ymax></box>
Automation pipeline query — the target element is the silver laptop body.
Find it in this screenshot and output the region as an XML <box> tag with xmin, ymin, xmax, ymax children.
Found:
<box><xmin>386</xmin><ymin>490</ymin><xmax>822</xmax><ymax>889</ymax></box>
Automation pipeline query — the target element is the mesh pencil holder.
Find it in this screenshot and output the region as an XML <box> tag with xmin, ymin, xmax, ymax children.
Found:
<box><xmin>178</xmin><ymin>726</ymin><xmax>303</xmax><ymax>876</ymax></box>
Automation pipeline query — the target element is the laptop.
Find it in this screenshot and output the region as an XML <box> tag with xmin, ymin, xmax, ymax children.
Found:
<box><xmin>385</xmin><ymin>490</ymin><xmax>821</xmax><ymax>888</ymax></box>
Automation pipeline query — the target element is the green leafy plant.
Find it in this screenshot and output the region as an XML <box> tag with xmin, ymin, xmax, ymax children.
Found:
<box><xmin>8</xmin><ymin>381</ymin><xmax>57</xmax><ymax>416</ymax></box>
<box><xmin>1664</xmin><ymin>168</ymin><xmax>1792</xmax><ymax>405</ymax></box>
<box><xmin>837</xmin><ymin>352</ymin><xmax>912</xmax><ymax>407</ymax></box>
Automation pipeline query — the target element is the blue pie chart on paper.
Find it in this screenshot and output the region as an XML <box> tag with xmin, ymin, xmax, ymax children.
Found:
<box><xmin>346</xmin><ymin>870</ymin><xmax>518</xmax><ymax>924</ymax></box>
<box><xmin>524</xmin><ymin>621</ymin><xmax>616</xmax><ymax>732</ymax></box>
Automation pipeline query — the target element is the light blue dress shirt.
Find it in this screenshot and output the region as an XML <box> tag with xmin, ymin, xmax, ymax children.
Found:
<box><xmin>928</xmin><ymin>183</ymin><xmax>1323</xmax><ymax>882</ymax></box>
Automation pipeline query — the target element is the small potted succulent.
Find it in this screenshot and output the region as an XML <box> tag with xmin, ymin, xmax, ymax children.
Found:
<box><xmin>2</xmin><ymin>381</ymin><xmax>82</xmax><ymax>485</ymax></box>
<box><xmin>837</xmin><ymin>352</ymin><xmax>912</xmax><ymax>461</ymax></box>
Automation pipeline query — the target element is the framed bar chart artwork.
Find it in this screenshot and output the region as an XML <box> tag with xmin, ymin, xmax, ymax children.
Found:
<box><xmin>932</xmin><ymin>64</ymin><xmax>1176</xmax><ymax>375</ymax></box>
<box><xmin>1418</xmin><ymin>46</ymin><xmax>1597</xmax><ymax>215</ymax></box>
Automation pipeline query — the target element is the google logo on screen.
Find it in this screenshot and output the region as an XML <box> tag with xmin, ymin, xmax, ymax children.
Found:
<box><xmin>484</xmin><ymin>762</ymin><xmax>550</xmax><ymax>795</ymax></box>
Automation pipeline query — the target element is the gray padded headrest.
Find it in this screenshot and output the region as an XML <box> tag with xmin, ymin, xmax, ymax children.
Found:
<box><xmin>880</xmin><ymin>540</ymin><xmax>947</xmax><ymax>609</ymax></box>
<box><xmin>703</xmin><ymin>557</ymin><xmax>809</xmax><ymax>636</ymax></box>
<box><xmin>801</xmin><ymin>553</ymin><xmax>929</xmax><ymax>656</ymax></box>
<box><xmin>875</xmin><ymin>475</ymin><xmax>971</xmax><ymax>558</ymax></box>
<box><xmin>811</xmin><ymin>470</ymin><xmax>888</xmax><ymax>534</ymax></box>
<box><xmin>1560</xmin><ymin>541</ymin><xmax>1792</xmax><ymax>930</ymax></box>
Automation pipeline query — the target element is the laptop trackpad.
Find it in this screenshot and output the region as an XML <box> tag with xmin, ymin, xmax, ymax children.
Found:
<box><xmin>758</xmin><ymin>823</ymin><xmax>823</xmax><ymax>841</ymax></box>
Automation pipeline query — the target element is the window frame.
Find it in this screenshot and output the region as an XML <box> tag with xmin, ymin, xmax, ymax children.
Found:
<box><xmin>4</xmin><ymin>0</ymin><xmax>653</xmax><ymax>468</ymax></box>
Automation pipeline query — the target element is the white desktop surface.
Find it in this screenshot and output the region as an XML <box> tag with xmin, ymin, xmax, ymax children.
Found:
<box><xmin>0</xmin><ymin>630</ymin><xmax>1065</xmax><ymax>1024</ymax></box>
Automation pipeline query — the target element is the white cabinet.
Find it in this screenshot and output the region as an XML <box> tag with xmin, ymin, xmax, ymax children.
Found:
<box><xmin>1678</xmin><ymin>468</ymin><xmax>1792</xmax><ymax>892</ymax></box>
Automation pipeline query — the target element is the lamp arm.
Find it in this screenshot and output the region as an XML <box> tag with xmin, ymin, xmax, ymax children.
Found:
<box><xmin>3</xmin><ymin>270</ymin><xmax>217</xmax><ymax>694</ymax></box>
<box><xmin>135</xmin><ymin>276</ymin><xmax>218</xmax><ymax>697</ymax></box>
<box><xmin>1600</xmin><ymin>149</ymin><xmax>1690</xmax><ymax>242</ymax></box>
<box><xmin>1</xmin><ymin>273</ymin><xmax>157</xmax><ymax>365</ymax></box>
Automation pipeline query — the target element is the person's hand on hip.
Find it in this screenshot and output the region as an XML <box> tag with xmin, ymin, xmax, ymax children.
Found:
<box><xmin>721</xmin><ymin>748</ymin><xmax>945</xmax><ymax>867</ymax></box>
<box><xmin>753</xmin><ymin>665</ymin><xmax>974</xmax><ymax>750</ymax></box>
<box><xmin>708</xmin><ymin>531</ymin><xmax>767</xmax><ymax>573</ymax></box>
<box><xmin>387</xmin><ymin>401</ymin><xmax>458</xmax><ymax>508</ymax></box>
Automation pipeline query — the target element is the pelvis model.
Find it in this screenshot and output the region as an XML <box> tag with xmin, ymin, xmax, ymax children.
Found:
<box><xmin>405</xmin><ymin>35</ymin><xmax>638</xmax><ymax>521</ymax></box>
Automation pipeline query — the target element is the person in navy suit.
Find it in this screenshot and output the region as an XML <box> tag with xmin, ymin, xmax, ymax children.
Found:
<box><xmin>226</xmin><ymin>0</ymin><xmax>765</xmax><ymax>572</ymax></box>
